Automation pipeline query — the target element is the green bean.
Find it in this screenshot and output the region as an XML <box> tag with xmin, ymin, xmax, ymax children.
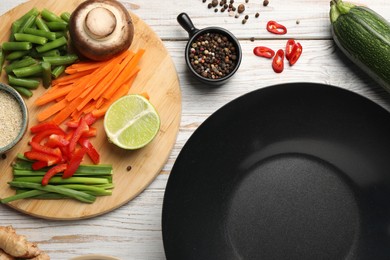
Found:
<box><xmin>2</xmin><ymin>41</ymin><xmax>32</xmax><ymax>51</ymax></box>
<box><xmin>17</xmin><ymin>14</ymin><xmax>37</xmax><ymax>33</ymax></box>
<box><xmin>6</xmin><ymin>182</ymin><xmax>96</xmax><ymax>203</ymax></box>
<box><xmin>5</xmin><ymin>51</ymin><xmax>29</xmax><ymax>60</ymax></box>
<box><xmin>51</xmin><ymin>65</ymin><xmax>65</xmax><ymax>78</ymax></box>
<box><xmin>14</xmin><ymin>8</ymin><xmax>40</xmax><ymax>25</ymax></box>
<box><xmin>37</xmin><ymin>49</ymin><xmax>61</xmax><ymax>57</ymax></box>
<box><xmin>9</xmin><ymin>20</ymin><xmax>22</xmax><ymax>41</ymax></box>
<box><xmin>12</xmin><ymin>64</ymin><xmax>43</xmax><ymax>78</ymax></box>
<box><xmin>42</xmin><ymin>54</ymin><xmax>78</xmax><ymax>66</ymax></box>
<box><xmin>60</xmin><ymin>12</ymin><xmax>71</xmax><ymax>23</ymax></box>
<box><xmin>0</xmin><ymin>47</ymin><xmax>4</xmax><ymax>76</ymax></box>
<box><xmin>12</xmin><ymin>86</ymin><xmax>33</xmax><ymax>98</ymax></box>
<box><xmin>35</xmin><ymin>36</ymin><xmax>67</xmax><ymax>53</ymax></box>
<box><xmin>4</xmin><ymin>56</ymin><xmax>37</xmax><ymax>74</ymax></box>
<box><xmin>1</xmin><ymin>190</ymin><xmax>47</xmax><ymax>204</ymax></box>
<box><xmin>8</xmin><ymin>75</ymin><xmax>40</xmax><ymax>89</ymax></box>
<box><xmin>41</xmin><ymin>61</ymin><xmax>51</xmax><ymax>88</ymax></box>
<box><xmin>14</xmin><ymin>33</ymin><xmax>47</xmax><ymax>45</ymax></box>
<box><xmin>41</xmin><ymin>8</ymin><xmax>64</xmax><ymax>23</ymax></box>
<box><xmin>35</xmin><ymin>17</ymin><xmax>50</xmax><ymax>32</ymax></box>
<box><xmin>24</xmin><ymin>28</ymin><xmax>56</xmax><ymax>41</ymax></box>
<box><xmin>46</xmin><ymin>21</ymin><xmax>68</xmax><ymax>31</ymax></box>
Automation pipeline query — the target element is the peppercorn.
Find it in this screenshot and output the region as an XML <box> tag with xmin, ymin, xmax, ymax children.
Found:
<box><xmin>188</xmin><ymin>32</ymin><xmax>238</xmax><ymax>80</ymax></box>
<box><xmin>214</xmin><ymin>8</ymin><xmax>218</xmax><ymax>12</ymax></box>
<box><xmin>242</xmin><ymin>19</ymin><xmax>247</xmax><ymax>24</ymax></box>
<box><xmin>245</xmin><ymin>15</ymin><xmax>249</xmax><ymax>20</ymax></box>
<box><xmin>212</xmin><ymin>0</ymin><xmax>218</xmax><ymax>7</ymax></box>
<box><xmin>208</xmin><ymin>3</ymin><xmax>212</xmax><ymax>8</ymax></box>
<box><xmin>237</xmin><ymin>4</ymin><xmax>245</xmax><ymax>13</ymax></box>
<box><xmin>263</xmin><ymin>0</ymin><xmax>269</xmax><ymax>6</ymax></box>
<box><xmin>221</xmin><ymin>7</ymin><xmax>225</xmax><ymax>12</ymax></box>
<box><xmin>255</xmin><ymin>12</ymin><xmax>260</xmax><ymax>18</ymax></box>
<box><xmin>202</xmin><ymin>0</ymin><xmax>207</xmax><ymax>2</ymax></box>
<box><xmin>245</xmin><ymin>0</ymin><xmax>249</xmax><ymax>3</ymax></box>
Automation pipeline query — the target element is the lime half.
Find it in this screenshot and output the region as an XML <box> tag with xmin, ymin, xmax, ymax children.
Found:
<box><xmin>104</xmin><ymin>94</ymin><xmax>160</xmax><ymax>150</ymax></box>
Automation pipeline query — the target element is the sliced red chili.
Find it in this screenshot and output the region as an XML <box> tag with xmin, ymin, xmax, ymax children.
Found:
<box><xmin>266</xmin><ymin>21</ymin><xmax>287</xmax><ymax>35</ymax></box>
<box><xmin>42</xmin><ymin>163</ymin><xmax>68</xmax><ymax>186</ymax></box>
<box><xmin>272</xmin><ymin>49</ymin><xmax>285</xmax><ymax>73</ymax></box>
<box><xmin>285</xmin><ymin>39</ymin><xmax>296</xmax><ymax>60</ymax></box>
<box><xmin>62</xmin><ymin>147</ymin><xmax>87</xmax><ymax>179</ymax></box>
<box><xmin>253</xmin><ymin>46</ymin><xmax>275</xmax><ymax>59</ymax></box>
<box><xmin>30</xmin><ymin>141</ymin><xmax>63</xmax><ymax>159</ymax></box>
<box><xmin>289</xmin><ymin>42</ymin><xmax>303</xmax><ymax>66</ymax></box>
<box><xmin>68</xmin><ymin>117</ymin><xmax>89</xmax><ymax>153</ymax></box>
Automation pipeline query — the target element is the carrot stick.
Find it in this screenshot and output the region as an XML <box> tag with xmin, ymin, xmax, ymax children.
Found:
<box><xmin>37</xmin><ymin>99</ymin><xmax>69</xmax><ymax>122</ymax></box>
<box><xmin>52</xmin><ymin>70</ymin><xmax>92</xmax><ymax>85</ymax></box>
<box><xmin>35</xmin><ymin>84</ymin><xmax>74</xmax><ymax>106</ymax></box>
<box><xmin>52</xmin><ymin>97</ymin><xmax>82</xmax><ymax>125</ymax></box>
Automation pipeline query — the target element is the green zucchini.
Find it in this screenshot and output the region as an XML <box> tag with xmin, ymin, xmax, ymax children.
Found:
<box><xmin>330</xmin><ymin>0</ymin><xmax>390</xmax><ymax>91</ymax></box>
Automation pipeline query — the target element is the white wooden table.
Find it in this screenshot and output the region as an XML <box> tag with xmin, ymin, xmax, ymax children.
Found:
<box><xmin>0</xmin><ymin>0</ymin><xmax>389</xmax><ymax>259</ymax></box>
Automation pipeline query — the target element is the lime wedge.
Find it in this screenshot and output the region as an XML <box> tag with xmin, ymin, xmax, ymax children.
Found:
<box><xmin>103</xmin><ymin>94</ymin><xmax>160</xmax><ymax>150</ymax></box>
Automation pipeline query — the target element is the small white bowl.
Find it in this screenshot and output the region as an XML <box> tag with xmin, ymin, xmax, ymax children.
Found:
<box><xmin>0</xmin><ymin>83</ymin><xmax>28</xmax><ymax>154</ymax></box>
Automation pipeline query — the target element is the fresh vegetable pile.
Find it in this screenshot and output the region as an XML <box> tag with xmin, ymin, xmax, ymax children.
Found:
<box><xmin>0</xmin><ymin>8</ymin><xmax>77</xmax><ymax>97</ymax></box>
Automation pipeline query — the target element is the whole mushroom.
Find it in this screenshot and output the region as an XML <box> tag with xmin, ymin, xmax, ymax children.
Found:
<box><xmin>69</xmin><ymin>0</ymin><xmax>134</xmax><ymax>61</ymax></box>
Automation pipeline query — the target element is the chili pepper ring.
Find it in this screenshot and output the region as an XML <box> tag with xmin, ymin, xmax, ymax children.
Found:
<box><xmin>177</xmin><ymin>12</ymin><xmax>242</xmax><ymax>86</ymax></box>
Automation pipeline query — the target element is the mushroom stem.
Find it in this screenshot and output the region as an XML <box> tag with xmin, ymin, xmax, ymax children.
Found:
<box><xmin>84</xmin><ymin>7</ymin><xmax>117</xmax><ymax>39</ymax></box>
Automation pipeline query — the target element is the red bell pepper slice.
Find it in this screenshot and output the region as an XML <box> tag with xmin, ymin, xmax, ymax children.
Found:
<box><xmin>82</xmin><ymin>127</ymin><xmax>97</xmax><ymax>138</ymax></box>
<box><xmin>30</xmin><ymin>122</ymin><xmax>60</xmax><ymax>134</ymax></box>
<box><xmin>30</xmin><ymin>141</ymin><xmax>63</xmax><ymax>158</ymax></box>
<box><xmin>272</xmin><ymin>49</ymin><xmax>285</xmax><ymax>73</ymax></box>
<box><xmin>253</xmin><ymin>46</ymin><xmax>275</xmax><ymax>59</ymax></box>
<box><xmin>32</xmin><ymin>128</ymin><xmax>66</xmax><ymax>144</ymax></box>
<box><xmin>62</xmin><ymin>147</ymin><xmax>87</xmax><ymax>179</ymax></box>
<box><xmin>24</xmin><ymin>151</ymin><xmax>60</xmax><ymax>166</ymax></box>
<box><xmin>66</xmin><ymin>113</ymin><xmax>97</xmax><ymax>128</ymax></box>
<box><xmin>79</xmin><ymin>138</ymin><xmax>100</xmax><ymax>164</ymax></box>
<box><xmin>42</xmin><ymin>163</ymin><xmax>68</xmax><ymax>186</ymax></box>
<box><xmin>289</xmin><ymin>42</ymin><xmax>303</xmax><ymax>66</ymax></box>
<box><xmin>266</xmin><ymin>21</ymin><xmax>287</xmax><ymax>35</ymax></box>
<box><xmin>45</xmin><ymin>134</ymin><xmax>70</xmax><ymax>148</ymax></box>
<box><xmin>32</xmin><ymin>161</ymin><xmax>48</xmax><ymax>171</ymax></box>
<box><xmin>285</xmin><ymin>39</ymin><xmax>296</xmax><ymax>60</ymax></box>
<box><xmin>68</xmin><ymin>117</ymin><xmax>89</xmax><ymax>153</ymax></box>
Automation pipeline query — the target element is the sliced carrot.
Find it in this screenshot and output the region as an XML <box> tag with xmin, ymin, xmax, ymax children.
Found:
<box><xmin>37</xmin><ymin>99</ymin><xmax>69</xmax><ymax>122</ymax></box>
<box><xmin>52</xmin><ymin>70</ymin><xmax>92</xmax><ymax>85</ymax></box>
<box><xmin>35</xmin><ymin>84</ymin><xmax>74</xmax><ymax>106</ymax></box>
<box><xmin>52</xmin><ymin>97</ymin><xmax>82</xmax><ymax>125</ymax></box>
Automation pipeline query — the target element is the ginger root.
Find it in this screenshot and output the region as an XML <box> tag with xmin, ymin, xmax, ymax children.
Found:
<box><xmin>0</xmin><ymin>249</ymin><xmax>14</xmax><ymax>260</ymax></box>
<box><xmin>0</xmin><ymin>226</ymin><xmax>49</xmax><ymax>259</ymax></box>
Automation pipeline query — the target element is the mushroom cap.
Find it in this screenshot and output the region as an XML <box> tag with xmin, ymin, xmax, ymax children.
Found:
<box><xmin>69</xmin><ymin>0</ymin><xmax>134</xmax><ymax>61</ymax></box>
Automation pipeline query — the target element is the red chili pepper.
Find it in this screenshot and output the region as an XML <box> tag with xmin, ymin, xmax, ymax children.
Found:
<box><xmin>24</xmin><ymin>151</ymin><xmax>60</xmax><ymax>166</ymax></box>
<box><xmin>289</xmin><ymin>42</ymin><xmax>303</xmax><ymax>66</ymax></box>
<box><xmin>266</xmin><ymin>21</ymin><xmax>287</xmax><ymax>35</ymax></box>
<box><xmin>272</xmin><ymin>49</ymin><xmax>285</xmax><ymax>73</ymax></box>
<box><xmin>285</xmin><ymin>39</ymin><xmax>296</xmax><ymax>60</ymax></box>
<box><xmin>42</xmin><ymin>163</ymin><xmax>68</xmax><ymax>186</ymax></box>
<box><xmin>253</xmin><ymin>46</ymin><xmax>275</xmax><ymax>59</ymax></box>
<box><xmin>68</xmin><ymin>117</ymin><xmax>89</xmax><ymax>153</ymax></box>
<box><xmin>79</xmin><ymin>138</ymin><xmax>100</xmax><ymax>164</ymax></box>
<box><xmin>62</xmin><ymin>147</ymin><xmax>87</xmax><ymax>179</ymax></box>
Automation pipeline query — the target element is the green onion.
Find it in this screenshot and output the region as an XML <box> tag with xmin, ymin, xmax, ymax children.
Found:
<box><xmin>6</xmin><ymin>182</ymin><xmax>96</xmax><ymax>203</ymax></box>
<box><xmin>8</xmin><ymin>75</ymin><xmax>40</xmax><ymax>89</ymax></box>
<box><xmin>12</xmin><ymin>64</ymin><xmax>43</xmax><ymax>78</ymax></box>
<box><xmin>1</xmin><ymin>190</ymin><xmax>47</xmax><ymax>204</ymax></box>
<box><xmin>36</xmin><ymin>36</ymin><xmax>67</xmax><ymax>53</ymax></box>
<box><xmin>13</xmin><ymin>176</ymin><xmax>110</xmax><ymax>185</ymax></box>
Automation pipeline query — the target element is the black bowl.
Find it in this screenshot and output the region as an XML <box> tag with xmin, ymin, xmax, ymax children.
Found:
<box><xmin>177</xmin><ymin>13</ymin><xmax>242</xmax><ymax>86</ymax></box>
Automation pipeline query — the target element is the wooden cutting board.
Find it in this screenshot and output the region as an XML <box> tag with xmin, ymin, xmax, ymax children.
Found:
<box><xmin>0</xmin><ymin>0</ymin><xmax>181</xmax><ymax>220</ymax></box>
